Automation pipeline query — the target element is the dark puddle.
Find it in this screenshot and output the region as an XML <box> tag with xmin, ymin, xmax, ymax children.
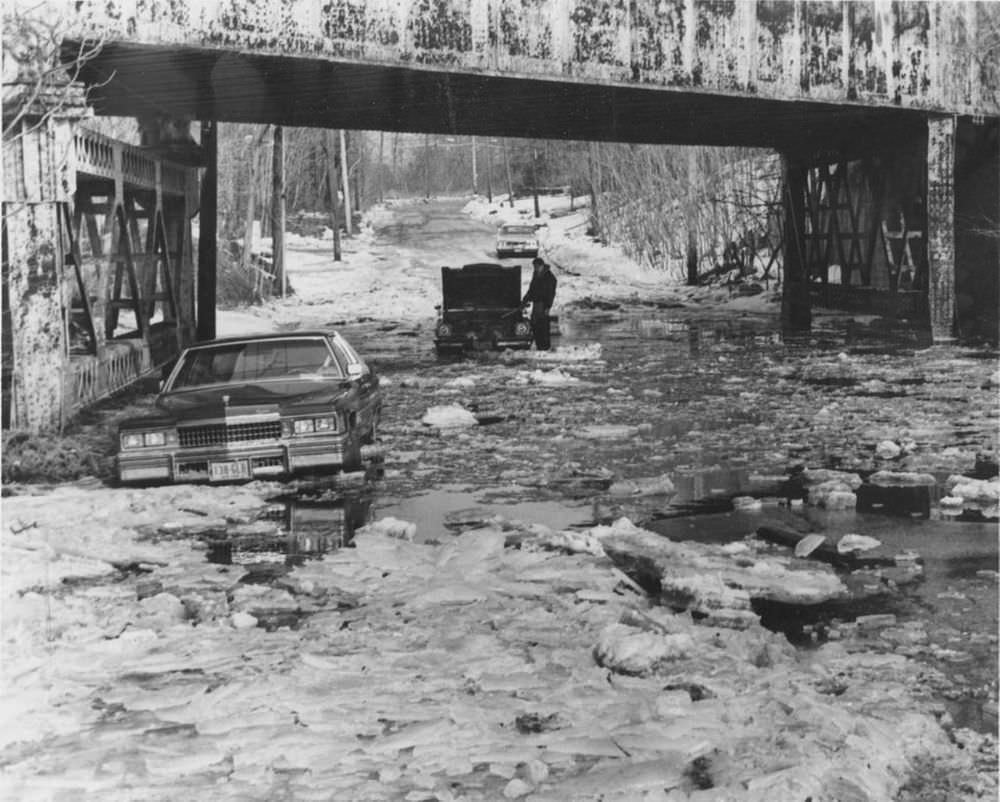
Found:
<box><xmin>205</xmin><ymin>494</ymin><xmax>374</xmax><ymax>567</ymax></box>
<box><xmin>640</xmin><ymin>497</ymin><xmax>998</xmax><ymax>733</ymax></box>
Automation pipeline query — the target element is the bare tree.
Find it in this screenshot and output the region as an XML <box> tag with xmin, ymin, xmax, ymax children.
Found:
<box><xmin>2</xmin><ymin>6</ymin><xmax>104</xmax><ymax>143</ymax></box>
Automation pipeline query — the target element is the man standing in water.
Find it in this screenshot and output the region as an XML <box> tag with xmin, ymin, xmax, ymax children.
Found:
<box><xmin>521</xmin><ymin>257</ymin><xmax>557</xmax><ymax>350</ymax></box>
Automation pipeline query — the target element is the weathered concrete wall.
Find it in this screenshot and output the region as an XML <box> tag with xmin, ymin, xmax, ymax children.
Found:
<box><xmin>62</xmin><ymin>0</ymin><xmax>998</xmax><ymax>117</ymax></box>
<box><xmin>926</xmin><ymin>114</ymin><xmax>956</xmax><ymax>341</ymax></box>
<box><xmin>3</xmin><ymin>108</ymin><xmax>79</xmax><ymax>432</ymax></box>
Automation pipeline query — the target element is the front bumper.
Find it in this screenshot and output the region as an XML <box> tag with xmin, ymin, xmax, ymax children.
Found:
<box><xmin>434</xmin><ymin>336</ymin><xmax>532</xmax><ymax>353</ymax></box>
<box><xmin>117</xmin><ymin>435</ymin><xmax>362</xmax><ymax>485</ymax></box>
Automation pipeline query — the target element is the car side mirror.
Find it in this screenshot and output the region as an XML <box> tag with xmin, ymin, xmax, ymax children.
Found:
<box><xmin>139</xmin><ymin>375</ymin><xmax>163</xmax><ymax>394</ymax></box>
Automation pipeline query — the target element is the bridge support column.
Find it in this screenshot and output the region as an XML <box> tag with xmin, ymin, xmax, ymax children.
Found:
<box><xmin>2</xmin><ymin>88</ymin><xmax>87</xmax><ymax>432</ymax></box>
<box><xmin>781</xmin><ymin>156</ymin><xmax>811</xmax><ymax>331</ymax></box>
<box><xmin>196</xmin><ymin>121</ymin><xmax>217</xmax><ymax>341</ymax></box>
<box><xmin>926</xmin><ymin>115</ymin><xmax>957</xmax><ymax>343</ymax></box>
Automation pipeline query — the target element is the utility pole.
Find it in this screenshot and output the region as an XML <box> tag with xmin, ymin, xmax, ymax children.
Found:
<box><xmin>197</xmin><ymin>121</ymin><xmax>217</xmax><ymax>341</ymax></box>
<box><xmin>340</xmin><ymin>129</ymin><xmax>352</xmax><ymax>236</ymax></box>
<box><xmin>424</xmin><ymin>133</ymin><xmax>431</xmax><ymax>199</ymax></box>
<box><xmin>588</xmin><ymin>140</ymin><xmax>600</xmax><ymax>237</ymax></box>
<box><xmin>471</xmin><ymin>135</ymin><xmax>478</xmax><ymax>195</ymax></box>
<box><xmin>326</xmin><ymin>129</ymin><xmax>341</xmax><ymax>261</ymax></box>
<box><xmin>378</xmin><ymin>131</ymin><xmax>384</xmax><ymax>203</ymax></box>
<box><xmin>532</xmin><ymin>146</ymin><xmax>540</xmax><ymax>218</ymax></box>
<box><xmin>271</xmin><ymin>125</ymin><xmax>286</xmax><ymax>297</ymax></box>
<box><xmin>486</xmin><ymin>139</ymin><xmax>493</xmax><ymax>203</ymax></box>
<box><xmin>686</xmin><ymin>148</ymin><xmax>699</xmax><ymax>285</ymax></box>
<box><xmin>503</xmin><ymin>138</ymin><xmax>514</xmax><ymax>208</ymax></box>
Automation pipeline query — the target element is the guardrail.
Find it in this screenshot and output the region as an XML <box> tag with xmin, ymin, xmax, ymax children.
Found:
<box><xmin>73</xmin><ymin>127</ymin><xmax>189</xmax><ymax>197</ymax></box>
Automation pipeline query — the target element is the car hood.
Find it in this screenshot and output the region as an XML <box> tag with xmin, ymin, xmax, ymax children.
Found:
<box><xmin>442</xmin><ymin>264</ymin><xmax>522</xmax><ymax>310</ymax></box>
<box><xmin>156</xmin><ymin>379</ymin><xmax>353</xmax><ymax>418</ymax></box>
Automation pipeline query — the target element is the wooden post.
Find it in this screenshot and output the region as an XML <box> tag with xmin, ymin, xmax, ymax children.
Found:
<box><xmin>197</xmin><ymin>120</ymin><xmax>217</xmax><ymax>341</ymax></box>
<box><xmin>926</xmin><ymin>115</ymin><xmax>956</xmax><ymax>342</ymax></box>
<box><xmin>271</xmin><ymin>125</ymin><xmax>286</xmax><ymax>297</ymax></box>
<box><xmin>486</xmin><ymin>139</ymin><xmax>493</xmax><ymax>203</ymax></box>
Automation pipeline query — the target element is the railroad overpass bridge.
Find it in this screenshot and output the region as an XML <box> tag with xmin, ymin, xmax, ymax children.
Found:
<box><xmin>3</xmin><ymin>0</ymin><xmax>999</xmax><ymax>432</ymax></box>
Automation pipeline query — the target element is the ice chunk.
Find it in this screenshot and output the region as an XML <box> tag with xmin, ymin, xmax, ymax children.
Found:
<box><xmin>421</xmin><ymin>404</ymin><xmax>478</xmax><ymax>429</ymax></box>
<box><xmin>837</xmin><ymin>534</ymin><xmax>882</xmax><ymax>553</ymax></box>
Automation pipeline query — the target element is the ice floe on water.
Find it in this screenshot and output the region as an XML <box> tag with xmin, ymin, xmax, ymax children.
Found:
<box><xmin>421</xmin><ymin>404</ymin><xmax>479</xmax><ymax>429</ymax></box>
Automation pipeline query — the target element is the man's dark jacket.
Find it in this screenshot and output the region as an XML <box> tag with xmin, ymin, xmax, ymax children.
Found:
<box><xmin>522</xmin><ymin>270</ymin><xmax>557</xmax><ymax>310</ymax></box>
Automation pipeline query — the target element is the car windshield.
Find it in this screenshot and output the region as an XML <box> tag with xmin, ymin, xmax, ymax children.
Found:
<box><xmin>501</xmin><ymin>226</ymin><xmax>535</xmax><ymax>235</ymax></box>
<box><xmin>169</xmin><ymin>338</ymin><xmax>338</xmax><ymax>389</ymax></box>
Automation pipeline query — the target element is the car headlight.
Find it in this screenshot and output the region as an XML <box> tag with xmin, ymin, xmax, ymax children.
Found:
<box><xmin>121</xmin><ymin>433</ymin><xmax>144</xmax><ymax>450</ymax></box>
<box><xmin>292</xmin><ymin>416</ymin><xmax>338</xmax><ymax>435</ymax></box>
<box><xmin>120</xmin><ymin>431</ymin><xmax>168</xmax><ymax>450</ymax></box>
<box><xmin>514</xmin><ymin>321</ymin><xmax>531</xmax><ymax>336</ymax></box>
<box><xmin>436</xmin><ymin>323</ymin><xmax>452</xmax><ymax>337</ymax></box>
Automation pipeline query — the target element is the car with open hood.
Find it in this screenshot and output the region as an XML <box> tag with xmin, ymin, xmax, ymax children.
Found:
<box><xmin>116</xmin><ymin>331</ymin><xmax>382</xmax><ymax>485</ymax></box>
<box><xmin>434</xmin><ymin>263</ymin><xmax>533</xmax><ymax>354</ymax></box>
<box><xmin>495</xmin><ymin>224</ymin><xmax>539</xmax><ymax>258</ymax></box>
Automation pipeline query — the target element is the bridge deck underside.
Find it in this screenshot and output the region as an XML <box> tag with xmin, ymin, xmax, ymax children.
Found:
<box><xmin>71</xmin><ymin>42</ymin><xmax>926</xmax><ymax>154</ymax></box>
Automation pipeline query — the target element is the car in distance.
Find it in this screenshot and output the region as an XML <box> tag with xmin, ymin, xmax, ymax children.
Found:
<box><xmin>116</xmin><ymin>331</ymin><xmax>382</xmax><ymax>485</ymax></box>
<box><xmin>434</xmin><ymin>263</ymin><xmax>533</xmax><ymax>354</ymax></box>
<box><xmin>496</xmin><ymin>224</ymin><xmax>539</xmax><ymax>258</ymax></box>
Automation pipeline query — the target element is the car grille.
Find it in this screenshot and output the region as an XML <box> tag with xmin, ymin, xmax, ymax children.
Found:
<box><xmin>179</xmin><ymin>420</ymin><xmax>283</xmax><ymax>448</ymax></box>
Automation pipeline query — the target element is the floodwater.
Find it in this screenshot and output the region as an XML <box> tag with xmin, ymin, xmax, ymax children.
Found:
<box><xmin>210</xmin><ymin>308</ymin><xmax>998</xmax><ymax>730</ymax></box>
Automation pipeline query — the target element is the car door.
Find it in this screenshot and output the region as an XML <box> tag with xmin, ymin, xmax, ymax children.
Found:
<box><xmin>328</xmin><ymin>334</ymin><xmax>381</xmax><ymax>437</ymax></box>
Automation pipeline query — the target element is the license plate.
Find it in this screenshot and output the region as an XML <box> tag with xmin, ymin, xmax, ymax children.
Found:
<box><xmin>209</xmin><ymin>460</ymin><xmax>251</xmax><ymax>482</ymax></box>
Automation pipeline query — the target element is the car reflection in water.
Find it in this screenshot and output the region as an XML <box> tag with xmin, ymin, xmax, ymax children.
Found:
<box><xmin>207</xmin><ymin>494</ymin><xmax>373</xmax><ymax>567</ymax></box>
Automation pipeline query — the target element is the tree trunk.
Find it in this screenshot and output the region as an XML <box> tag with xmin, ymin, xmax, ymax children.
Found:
<box><xmin>377</xmin><ymin>131</ymin><xmax>384</xmax><ymax>204</ymax></box>
<box><xmin>471</xmin><ymin>135</ymin><xmax>478</xmax><ymax>194</ymax></box>
<box><xmin>686</xmin><ymin>226</ymin><xmax>699</xmax><ymax>285</ymax></box>
<box><xmin>240</xmin><ymin>143</ymin><xmax>257</xmax><ymax>277</ymax></box>
<box><xmin>271</xmin><ymin>125</ymin><xmax>285</xmax><ymax>296</ymax></box>
<box><xmin>588</xmin><ymin>141</ymin><xmax>600</xmax><ymax>234</ymax></box>
<box><xmin>326</xmin><ymin>129</ymin><xmax>341</xmax><ymax>262</ymax></box>
<box><xmin>340</xmin><ymin>129</ymin><xmax>352</xmax><ymax>236</ymax></box>
<box><xmin>532</xmin><ymin>147</ymin><xmax>540</xmax><ymax>218</ymax></box>
<box><xmin>425</xmin><ymin>134</ymin><xmax>432</xmax><ymax>199</ymax></box>
<box><xmin>486</xmin><ymin>140</ymin><xmax>493</xmax><ymax>203</ymax></box>
<box><xmin>503</xmin><ymin>138</ymin><xmax>514</xmax><ymax>207</ymax></box>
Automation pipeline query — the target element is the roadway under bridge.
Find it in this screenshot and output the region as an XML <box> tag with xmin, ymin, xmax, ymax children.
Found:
<box><xmin>3</xmin><ymin>0</ymin><xmax>999</xmax><ymax>432</ymax></box>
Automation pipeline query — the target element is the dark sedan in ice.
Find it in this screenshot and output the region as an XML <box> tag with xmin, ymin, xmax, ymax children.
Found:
<box><xmin>116</xmin><ymin>331</ymin><xmax>382</xmax><ymax>485</ymax></box>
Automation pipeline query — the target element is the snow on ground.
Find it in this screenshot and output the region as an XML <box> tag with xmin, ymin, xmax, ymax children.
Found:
<box><xmin>218</xmin><ymin>193</ymin><xmax>779</xmax><ymax>338</ymax></box>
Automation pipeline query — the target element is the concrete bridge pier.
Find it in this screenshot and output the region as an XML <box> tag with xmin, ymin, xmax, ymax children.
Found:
<box><xmin>780</xmin><ymin>157</ymin><xmax>811</xmax><ymax>333</ymax></box>
<box><xmin>2</xmin><ymin>90</ymin><xmax>87</xmax><ymax>432</ymax></box>
<box><xmin>926</xmin><ymin>115</ymin><xmax>957</xmax><ymax>344</ymax></box>
<box><xmin>780</xmin><ymin>114</ymin><xmax>976</xmax><ymax>344</ymax></box>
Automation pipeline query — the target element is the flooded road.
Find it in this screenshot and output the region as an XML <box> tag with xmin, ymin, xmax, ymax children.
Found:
<box><xmin>4</xmin><ymin>198</ymin><xmax>998</xmax><ymax>799</ymax></box>
<box><xmin>334</xmin><ymin>307</ymin><xmax>998</xmax><ymax>733</ymax></box>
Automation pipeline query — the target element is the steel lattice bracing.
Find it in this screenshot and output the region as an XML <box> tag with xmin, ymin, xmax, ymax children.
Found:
<box><xmin>2</xmin><ymin>123</ymin><xmax>197</xmax><ymax>433</ymax></box>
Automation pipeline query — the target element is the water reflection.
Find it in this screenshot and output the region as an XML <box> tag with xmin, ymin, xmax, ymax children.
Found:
<box><xmin>206</xmin><ymin>494</ymin><xmax>373</xmax><ymax>566</ymax></box>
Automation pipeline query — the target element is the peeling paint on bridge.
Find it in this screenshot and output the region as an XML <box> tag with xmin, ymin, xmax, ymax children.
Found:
<box><xmin>65</xmin><ymin>0</ymin><xmax>997</xmax><ymax>118</ymax></box>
